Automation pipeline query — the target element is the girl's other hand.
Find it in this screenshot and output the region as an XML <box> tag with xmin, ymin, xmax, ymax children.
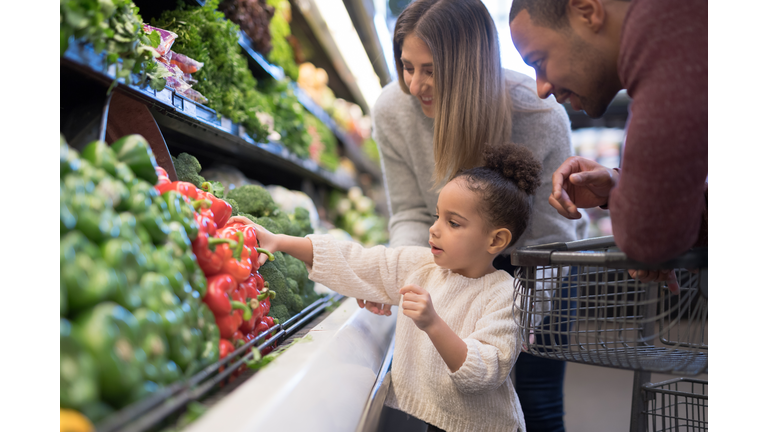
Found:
<box><xmin>399</xmin><ymin>284</ymin><xmax>437</xmax><ymax>331</ymax></box>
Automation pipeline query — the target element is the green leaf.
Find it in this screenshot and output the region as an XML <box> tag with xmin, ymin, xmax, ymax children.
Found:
<box><xmin>147</xmin><ymin>30</ymin><xmax>162</xmax><ymax>48</ymax></box>
<box><xmin>64</xmin><ymin>10</ymin><xmax>89</xmax><ymax>29</ymax></box>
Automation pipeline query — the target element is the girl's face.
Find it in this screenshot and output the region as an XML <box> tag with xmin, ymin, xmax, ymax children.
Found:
<box><xmin>429</xmin><ymin>179</ymin><xmax>501</xmax><ymax>278</ymax></box>
<box><xmin>401</xmin><ymin>34</ymin><xmax>435</xmax><ymax>118</ymax></box>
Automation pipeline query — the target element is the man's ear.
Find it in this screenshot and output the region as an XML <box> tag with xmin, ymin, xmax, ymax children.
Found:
<box><xmin>568</xmin><ymin>0</ymin><xmax>606</xmax><ymax>33</ymax></box>
<box><xmin>488</xmin><ymin>228</ymin><xmax>512</xmax><ymax>254</ymax></box>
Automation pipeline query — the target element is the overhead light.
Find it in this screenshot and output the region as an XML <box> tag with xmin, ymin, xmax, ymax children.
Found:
<box><xmin>306</xmin><ymin>0</ymin><xmax>382</xmax><ymax>111</ymax></box>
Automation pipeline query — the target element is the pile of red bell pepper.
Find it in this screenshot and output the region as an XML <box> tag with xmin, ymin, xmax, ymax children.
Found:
<box><xmin>155</xmin><ymin>172</ymin><xmax>278</xmax><ymax>362</ymax></box>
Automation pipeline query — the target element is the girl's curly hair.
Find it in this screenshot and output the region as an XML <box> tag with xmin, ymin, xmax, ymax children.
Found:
<box><xmin>453</xmin><ymin>143</ymin><xmax>542</xmax><ymax>247</ymax></box>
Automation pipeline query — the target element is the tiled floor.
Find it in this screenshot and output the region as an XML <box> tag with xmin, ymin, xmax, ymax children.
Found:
<box><xmin>563</xmin><ymin>362</ymin><xmax>707</xmax><ymax>432</ymax></box>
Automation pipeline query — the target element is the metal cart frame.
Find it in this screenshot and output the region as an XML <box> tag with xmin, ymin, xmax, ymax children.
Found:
<box><xmin>512</xmin><ymin>236</ymin><xmax>707</xmax><ymax>432</ymax></box>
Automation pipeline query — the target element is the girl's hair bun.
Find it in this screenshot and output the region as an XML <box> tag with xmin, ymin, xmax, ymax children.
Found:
<box><xmin>482</xmin><ymin>143</ymin><xmax>542</xmax><ymax>195</ymax></box>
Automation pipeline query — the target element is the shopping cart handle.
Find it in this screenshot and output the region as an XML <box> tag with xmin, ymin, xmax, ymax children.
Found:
<box><xmin>512</xmin><ymin>236</ymin><xmax>707</xmax><ymax>270</ymax></box>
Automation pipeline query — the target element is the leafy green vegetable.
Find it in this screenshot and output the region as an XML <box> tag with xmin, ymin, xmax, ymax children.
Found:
<box><xmin>260</xmin><ymin>79</ymin><xmax>311</xmax><ymax>158</ymax></box>
<box><xmin>266</xmin><ymin>0</ymin><xmax>298</xmax><ymax>80</ymax></box>
<box><xmin>60</xmin><ymin>0</ymin><xmax>170</xmax><ymax>91</ymax></box>
<box><xmin>152</xmin><ymin>0</ymin><xmax>268</xmax><ymax>141</ymax></box>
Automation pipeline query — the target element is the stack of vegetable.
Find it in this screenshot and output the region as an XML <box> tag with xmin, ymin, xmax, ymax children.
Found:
<box><xmin>174</xmin><ymin>152</ymin><xmax>321</xmax><ymax>324</ymax></box>
<box><xmin>219</xmin><ymin>0</ymin><xmax>275</xmax><ymax>55</ymax></box>
<box><xmin>152</xmin><ymin>0</ymin><xmax>269</xmax><ymax>142</ymax></box>
<box><xmin>155</xmin><ymin>176</ymin><xmax>280</xmax><ymax>357</ymax></box>
<box><xmin>266</xmin><ymin>0</ymin><xmax>299</xmax><ymax>81</ymax></box>
<box><xmin>327</xmin><ymin>187</ymin><xmax>389</xmax><ymax>247</ymax></box>
<box><xmin>60</xmin><ymin>0</ymin><xmax>172</xmax><ymax>91</ymax></box>
<box><xmin>60</xmin><ymin>135</ymin><xmax>220</xmax><ymax>423</ymax></box>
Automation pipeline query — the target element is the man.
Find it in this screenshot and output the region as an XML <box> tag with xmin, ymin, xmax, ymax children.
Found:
<box><xmin>509</xmin><ymin>0</ymin><xmax>707</xmax><ymax>266</ymax></box>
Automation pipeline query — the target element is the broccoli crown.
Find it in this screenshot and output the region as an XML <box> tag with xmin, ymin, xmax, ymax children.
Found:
<box><xmin>224</xmin><ymin>198</ymin><xmax>240</xmax><ymax>217</ymax></box>
<box><xmin>267</xmin><ymin>304</ymin><xmax>291</xmax><ymax>324</ymax></box>
<box><xmin>259</xmin><ymin>259</ymin><xmax>291</xmax><ymax>307</ymax></box>
<box><xmin>271</xmin><ymin>211</ymin><xmax>301</xmax><ymax>237</ymax></box>
<box><xmin>226</xmin><ymin>185</ymin><xmax>278</xmax><ymax>217</ymax></box>
<box><xmin>255</xmin><ymin>216</ymin><xmax>284</xmax><ymax>235</ymax></box>
<box><xmin>173</xmin><ymin>153</ymin><xmax>205</xmax><ymax>188</ymax></box>
<box><xmin>291</xmin><ymin>207</ymin><xmax>313</xmax><ymax>237</ymax></box>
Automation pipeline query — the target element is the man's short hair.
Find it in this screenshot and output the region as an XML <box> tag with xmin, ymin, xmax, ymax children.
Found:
<box><xmin>508</xmin><ymin>0</ymin><xmax>570</xmax><ymax>29</ymax></box>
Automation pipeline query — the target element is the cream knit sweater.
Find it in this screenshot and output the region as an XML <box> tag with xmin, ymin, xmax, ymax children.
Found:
<box><xmin>307</xmin><ymin>234</ymin><xmax>525</xmax><ymax>432</ymax></box>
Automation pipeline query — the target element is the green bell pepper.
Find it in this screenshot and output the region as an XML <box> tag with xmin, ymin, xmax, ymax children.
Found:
<box><xmin>133</xmin><ymin>308</ymin><xmax>170</xmax><ymax>383</ymax></box>
<box><xmin>81</xmin><ymin>140</ymin><xmax>118</xmax><ymax>177</ymax></box>
<box><xmin>60</xmin><ymin>318</ymin><xmax>99</xmax><ymax>410</ymax></box>
<box><xmin>126</xmin><ymin>181</ymin><xmax>158</xmax><ymax>215</ymax></box>
<box><xmin>114</xmin><ymin>161</ymin><xmax>138</xmax><ymax>187</ymax></box>
<box><xmin>163</xmin><ymin>192</ymin><xmax>200</xmax><ymax>240</ymax></box>
<box><xmin>138</xmin><ymin>272</ymin><xmax>184</xmax><ymax>336</ymax></box>
<box><xmin>96</xmin><ymin>177</ymin><xmax>130</xmax><ymax>211</ymax></box>
<box><xmin>61</xmin><ymin>137</ymin><xmax>82</xmax><ymax>178</ymax></box>
<box><xmin>62</xmin><ymin>254</ymin><xmax>119</xmax><ymax>314</ymax></box>
<box><xmin>138</xmin><ymin>201</ymin><xmax>171</xmax><ymax>245</ymax></box>
<box><xmin>169</xmin><ymin>326</ymin><xmax>202</xmax><ymax>374</ymax></box>
<box><xmin>60</xmin><ymin>231</ymin><xmax>101</xmax><ymax>264</ymax></box>
<box><xmin>72</xmin><ymin>302</ymin><xmax>144</xmax><ymax>408</ymax></box>
<box><xmin>152</xmin><ymin>247</ymin><xmax>192</xmax><ymax>301</ymax></box>
<box><xmin>111</xmin><ymin>134</ymin><xmax>159</xmax><ymax>184</ymax></box>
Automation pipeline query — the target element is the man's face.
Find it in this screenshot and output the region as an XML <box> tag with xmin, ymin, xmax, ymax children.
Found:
<box><xmin>509</xmin><ymin>10</ymin><xmax>621</xmax><ymax>118</ymax></box>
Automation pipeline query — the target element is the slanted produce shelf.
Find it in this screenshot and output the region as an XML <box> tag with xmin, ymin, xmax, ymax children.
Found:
<box><xmin>94</xmin><ymin>293</ymin><xmax>345</xmax><ymax>432</ymax></box>
<box><xmin>61</xmin><ymin>42</ymin><xmax>356</xmax><ymax>192</ymax></box>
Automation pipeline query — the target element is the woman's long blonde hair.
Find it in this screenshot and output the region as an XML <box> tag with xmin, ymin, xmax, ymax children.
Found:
<box><xmin>393</xmin><ymin>0</ymin><xmax>512</xmax><ymax>188</ymax></box>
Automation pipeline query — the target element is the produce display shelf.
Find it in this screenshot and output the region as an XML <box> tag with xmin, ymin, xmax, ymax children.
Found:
<box><xmin>236</xmin><ymin>31</ymin><xmax>382</xmax><ymax>180</ymax></box>
<box><xmin>61</xmin><ymin>41</ymin><xmax>357</xmax><ymax>192</ymax></box>
<box><xmin>138</xmin><ymin>0</ymin><xmax>382</xmax><ymax>181</ymax></box>
<box><xmin>94</xmin><ymin>292</ymin><xmax>346</xmax><ymax>432</ymax></box>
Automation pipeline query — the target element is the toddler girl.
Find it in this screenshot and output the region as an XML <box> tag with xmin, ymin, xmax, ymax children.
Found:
<box><xmin>233</xmin><ymin>143</ymin><xmax>541</xmax><ymax>432</ymax></box>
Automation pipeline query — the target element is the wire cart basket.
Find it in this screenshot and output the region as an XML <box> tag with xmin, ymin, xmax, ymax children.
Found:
<box><xmin>511</xmin><ymin>236</ymin><xmax>707</xmax><ymax>431</ymax></box>
<box><xmin>643</xmin><ymin>378</ymin><xmax>707</xmax><ymax>432</ymax></box>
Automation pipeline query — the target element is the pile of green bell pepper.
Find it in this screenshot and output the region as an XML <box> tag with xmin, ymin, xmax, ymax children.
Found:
<box><xmin>60</xmin><ymin>135</ymin><xmax>220</xmax><ymax>421</ymax></box>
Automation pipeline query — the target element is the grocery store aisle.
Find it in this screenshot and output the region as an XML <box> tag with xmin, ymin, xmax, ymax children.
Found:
<box><xmin>563</xmin><ymin>362</ymin><xmax>708</xmax><ymax>432</ymax></box>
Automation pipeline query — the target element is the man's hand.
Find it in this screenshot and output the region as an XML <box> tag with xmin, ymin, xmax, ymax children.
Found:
<box><xmin>356</xmin><ymin>299</ymin><xmax>392</xmax><ymax>316</ymax></box>
<box><xmin>549</xmin><ymin>156</ymin><xmax>618</xmax><ymax>219</ymax></box>
<box><xmin>628</xmin><ymin>269</ymin><xmax>680</xmax><ymax>294</ymax></box>
<box><xmin>399</xmin><ymin>285</ymin><xmax>437</xmax><ymax>331</ymax></box>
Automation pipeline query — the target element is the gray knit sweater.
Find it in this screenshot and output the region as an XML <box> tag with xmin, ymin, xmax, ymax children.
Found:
<box><xmin>372</xmin><ymin>70</ymin><xmax>588</xmax><ymax>250</ymax></box>
<box><xmin>307</xmin><ymin>234</ymin><xmax>526</xmax><ymax>432</ymax></box>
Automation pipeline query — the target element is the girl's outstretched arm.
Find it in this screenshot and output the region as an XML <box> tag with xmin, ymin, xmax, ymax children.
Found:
<box><xmin>229</xmin><ymin>216</ymin><xmax>313</xmax><ymax>267</ymax></box>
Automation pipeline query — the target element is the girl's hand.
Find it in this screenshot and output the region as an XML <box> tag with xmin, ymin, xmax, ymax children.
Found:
<box><xmin>227</xmin><ymin>216</ymin><xmax>277</xmax><ymax>266</ymax></box>
<box><xmin>399</xmin><ymin>285</ymin><xmax>437</xmax><ymax>331</ymax></box>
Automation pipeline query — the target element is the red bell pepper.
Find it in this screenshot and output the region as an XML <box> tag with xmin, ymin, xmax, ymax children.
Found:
<box><xmin>156</xmin><ymin>180</ymin><xmax>200</xmax><ymax>198</ymax></box>
<box><xmin>216</xmin><ymin>305</ymin><xmax>249</xmax><ymax>340</ymax></box>
<box><xmin>202</xmin><ymin>273</ymin><xmax>237</xmax><ymax>316</ymax></box>
<box><xmin>219</xmin><ymin>339</ymin><xmax>235</xmax><ymax>360</ymax></box>
<box><xmin>200</xmin><ymin>182</ymin><xmax>232</xmax><ymax>228</ymax></box>
<box><xmin>238</xmin><ymin>278</ymin><xmax>260</xmax><ymax>335</ymax></box>
<box><xmin>232</xmin><ymin>330</ymin><xmax>245</xmax><ymax>347</ymax></box>
<box><xmin>216</xmin><ymin>231</ymin><xmax>252</xmax><ymax>284</ymax></box>
<box><xmin>192</xmin><ymin>234</ymin><xmax>226</xmax><ymax>276</ymax></box>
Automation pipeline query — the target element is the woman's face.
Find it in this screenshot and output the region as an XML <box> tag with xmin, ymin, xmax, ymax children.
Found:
<box><xmin>401</xmin><ymin>34</ymin><xmax>435</xmax><ymax>118</ymax></box>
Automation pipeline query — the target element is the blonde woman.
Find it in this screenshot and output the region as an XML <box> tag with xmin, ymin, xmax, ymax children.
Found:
<box><xmin>358</xmin><ymin>0</ymin><xmax>588</xmax><ymax>430</ymax></box>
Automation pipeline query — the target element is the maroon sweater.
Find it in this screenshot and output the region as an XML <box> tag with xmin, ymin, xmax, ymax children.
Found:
<box><xmin>610</xmin><ymin>0</ymin><xmax>708</xmax><ymax>263</ymax></box>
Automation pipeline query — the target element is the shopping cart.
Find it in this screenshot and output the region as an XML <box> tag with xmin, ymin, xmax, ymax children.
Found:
<box><xmin>512</xmin><ymin>236</ymin><xmax>707</xmax><ymax>432</ymax></box>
